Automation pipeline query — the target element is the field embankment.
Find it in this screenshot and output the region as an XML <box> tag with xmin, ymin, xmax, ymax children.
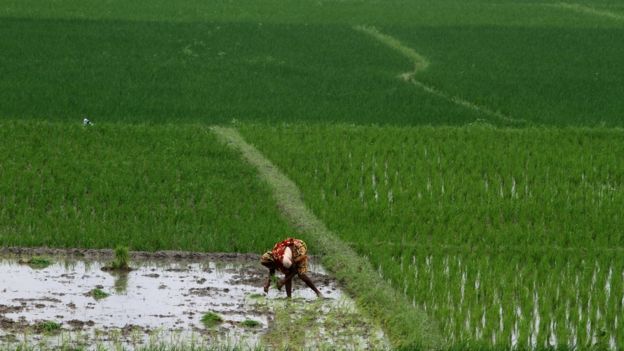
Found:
<box><xmin>212</xmin><ymin>126</ymin><xmax>442</xmax><ymax>350</ymax></box>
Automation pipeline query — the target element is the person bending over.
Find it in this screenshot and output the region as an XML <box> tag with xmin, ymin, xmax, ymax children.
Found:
<box><xmin>260</xmin><ymin>238</ymin><xmax>322</xmax><ymax>298</ymax></box>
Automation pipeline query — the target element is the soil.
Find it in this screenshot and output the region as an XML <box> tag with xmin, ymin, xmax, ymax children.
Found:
<box><xmin>0</xmin><ymin>246</ymin><xmax>261</xmax><ymax>263</ymax></box>
<box><xmin>0</xmin><ymin>305</ymin><xmax>23</xmax><ymax>314</ymax></box>
<box><xmin>0</xmin><ymin>248</ymin><xmax>387</xmax><ymax>350</ymax></box>
<box><xmin>66</xmin><ymin>319</ymin><xmax>95</xmax><ymax>329</ymax></box>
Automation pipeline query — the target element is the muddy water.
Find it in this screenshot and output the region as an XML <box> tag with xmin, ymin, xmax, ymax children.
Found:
<box><xmin>0</xmin><ymin>253</ymin><xmax>387</xmax><ymax>350</ymax></box>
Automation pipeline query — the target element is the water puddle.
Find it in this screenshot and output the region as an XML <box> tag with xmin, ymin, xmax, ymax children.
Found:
<box><xmin>0</xmin><ymin>250</ymin><xmax>387</xmax><ymax>350</ymax></box>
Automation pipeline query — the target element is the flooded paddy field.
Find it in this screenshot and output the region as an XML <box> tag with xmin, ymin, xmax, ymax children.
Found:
<box><xmin>0</xmin><ymin>248</ymin><xmax>387</xmax><ymax>350</ymax></box>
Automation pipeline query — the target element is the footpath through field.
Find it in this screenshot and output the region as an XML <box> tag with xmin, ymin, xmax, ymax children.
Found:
<box><xmin>354</xmin><ymin>26</ymin><xmax>527</xmax><ymax>128</ymax></box>
<box><xmin>552</xmin><ymin>2</ymin><xmax>624</xmax><ymax>22</ymax></box>
<box><xmin>211</xmin><ymin>126</ymin><xmax>443</xmax><ymax>350</ymax></box>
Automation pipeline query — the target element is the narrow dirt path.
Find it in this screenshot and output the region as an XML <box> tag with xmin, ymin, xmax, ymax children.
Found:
<box><xmin>211</xmin><ymin>126</ymin><xmax>443</xmax><ymax>350</ymax></box>
<box><xmin>355</xmin><ymin>25</ymin><xmax>527</xmax><ymax>127</ymax></box>
<box><xmin>552</xmin><ymin>2</ymin><xmax>624</xmax><ymax>22</ymax></box>
<box><xmin>355</xmin><ymin>25</ymin><xmax>430</xmax><ymax>81</ymax></box>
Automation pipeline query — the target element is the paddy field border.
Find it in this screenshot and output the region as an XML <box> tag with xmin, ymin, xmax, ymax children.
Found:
<box><xmin>211</xmin><ymin>126</ymin><xmax>444</xmax><ymax>350</ymax></box>
<box><xmin>552</xmin><ymin>2</ymin><xmax>624</xmax><ymax>21</ymax></box>
<box><xmin>355</xmin><ymin>25</ymin><xmax>527</xmax><ymax>128</ymax></box>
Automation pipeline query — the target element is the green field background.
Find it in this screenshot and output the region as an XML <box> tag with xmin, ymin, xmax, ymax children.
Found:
<box><xmin>1</xmin><ymin>0</ymin><xmax>623</xmax><ymax>126</ymax></box>
<box><xmin>1</xmin><ymin>0</ymin><xmax>624</xmax><ymax>349</ymax></box>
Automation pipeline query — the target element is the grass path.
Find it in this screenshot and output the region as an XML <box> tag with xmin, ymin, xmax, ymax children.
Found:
<box><xmin>355</xmin><ymin>25</ymin><xmax>527</xmax><ymax>127</ymax></box>
<box><xmin>553</xmin><ymin>2</ymin><xmax>624</xmax><ymax>22</ymax></box>
<box><xmin>211</xmin><ymin>126</ymin><xmax>443</xmax><ymax>350</ymax></box>
<box><xmin>354</xmin><ymin>25</ymin><xmax>430</xmax><ymax>81</ymax></box>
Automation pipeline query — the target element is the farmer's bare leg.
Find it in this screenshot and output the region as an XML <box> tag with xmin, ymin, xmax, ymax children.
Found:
<box><xmin>298</xmin><ymin>273</ymin><xmax>322</xmax><ymax>297</ymax></box>
<box><xmin>285</xmin><ymin>279</ymin><xmax>292</xmax><ymax>298</ymax></box>
<box><xmin>277</xmin><ymin>270</ymin><xmax>297</xmax><ymax>290</ymax></box>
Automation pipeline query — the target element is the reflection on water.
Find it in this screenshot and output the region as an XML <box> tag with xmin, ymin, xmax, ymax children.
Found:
<box><xmin>112</xmin><ymin>272</ymin><xmax>129</xmax><ymax>294</ymax></box>
<box><xmin>0</xmin><ymin>255</ymin><xmax>387</xmax><ymax>350</ymax></box>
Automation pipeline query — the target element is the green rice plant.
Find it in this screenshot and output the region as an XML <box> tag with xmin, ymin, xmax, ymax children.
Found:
<box><xmin>20</xmin><ymin>256</ymin><xmax>52</xmax><ymax>269</ymax></box>
<box><xmin>35</xmin><ymin>320</ymin><xmax>61</xmax><ymax>334</ymax></box>
<box><xmin>240</xmin><ymin>319</ymin><xmax>261</xmax><ymax>328</ymax></box>
<box><xmin>111</xmin><ymin>246</ymin><xmax>130</xmax><ymax>270</ymax></box>
<box><xmin>270</xmin><ymin>275</ymin><xmax>280</xmax><ymax>289</ymax></box>
<box><xmin>201</xmin><ymin>312</ymin><xmax>223</xmax><ymax>328</ymax></box>
<box><xmin>90</xmin><ymin>288</ymin><xmax>110</xmax><ymax>300</ymax></box>
<box><xmin>240</xmin><ymin>124</ymin><xmax>624</xmax><ymax>250</ymax></box>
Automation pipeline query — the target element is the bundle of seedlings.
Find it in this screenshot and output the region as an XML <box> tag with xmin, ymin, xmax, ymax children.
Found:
<box><xmin>102</xmin><ymin>246</ymin><xmax>133</xmax><ymax>271</ymax></box>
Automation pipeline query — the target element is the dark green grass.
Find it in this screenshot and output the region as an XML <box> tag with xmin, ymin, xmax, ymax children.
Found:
<box><xmin>0</xmin><ymin>0</ymin><xmax>622</xmax><ymax>127</ymax></box>
<box><xmin>1</xmin><ymin>0</ymin><xmax>620</xmax><ymax>27</ymax></box>
<box><xmin>0</xmin><ymin>121</ymin><xmax>293</xmax><ymax>252</ymax></box>
<box><xmin>0</xmin><ymin>18</ymin><xmax>483</xmax><ymax>126</ymax></box>
<box><xmin>383</xmin><ymin>25</ymin><xmax>624</xmax><ymax>127</ymax></box>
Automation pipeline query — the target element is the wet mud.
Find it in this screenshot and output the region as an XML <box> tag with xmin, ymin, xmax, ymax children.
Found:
<box><xmin>0</xmin><ymin>248</ymin><xmax>387</xmax><ymax>350</ymax></box>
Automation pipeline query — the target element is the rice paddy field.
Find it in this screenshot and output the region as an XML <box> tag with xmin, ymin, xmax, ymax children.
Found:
<box><xmin>1</xmin><ymin>0</ymin><xmax>623</xmax><ymax>126</ymax></box>
<box><xmin>1</xmin><ymin>0</ymin><xmax>623</xmax><ymax>350</ymax></box>
<box><xmin>239</xmin><ymin>124</ymin><xmax>624</xmax><ymax>350</ymax></box>
<box><xmin>0</xmin><ymin>122</ymin><xmax>292</xmax><ymax>252</ymax></box>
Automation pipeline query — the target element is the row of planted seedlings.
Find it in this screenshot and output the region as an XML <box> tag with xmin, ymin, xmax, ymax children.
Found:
<box><xmin>242</xmin><ymin>125</ymin><xmax>624</xmax><ymax>250</ymax></box>
<box><xmin>374</xmin><ymin>247</ymin><xmax>623</xmax><ymax>350</ymax></box>
<box><xmin>238</xmin><ymin>124</ymin><xmax>624</xmax><ymax>350</ymax></box>
<box><xmin>303</xmin><ymin>132</ymin><xmax>624</xmax><ymax>249</ymax></box>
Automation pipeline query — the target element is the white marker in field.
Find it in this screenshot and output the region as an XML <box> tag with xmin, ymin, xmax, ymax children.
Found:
<box><xmin>83</xmin><ymin>118</ymin><xmax>93</xmax><ymax>126</ymax></box>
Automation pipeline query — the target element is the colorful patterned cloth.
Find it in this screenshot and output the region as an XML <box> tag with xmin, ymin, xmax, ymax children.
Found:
<box><xmin>260</xmin><ymin>238</ymin><xmax>308</xmax><ymax>274</ymax></box>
